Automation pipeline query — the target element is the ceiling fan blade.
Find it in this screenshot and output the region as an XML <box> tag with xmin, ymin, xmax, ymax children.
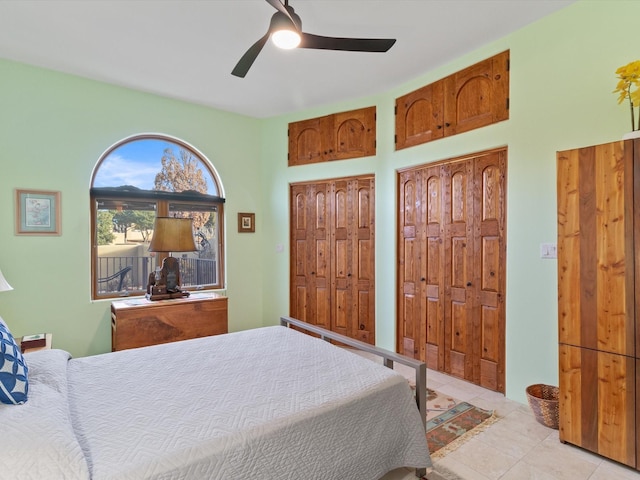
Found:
<box><xmin>231</xmin><ymin>33</ymin><xmax>270</xmax><ymax>78</ymax></box>
<box><xmin>300</xmin><ymin>33</ymin><xmax>396</xmax><ymax>52</ymax></box>
<box><xmin>265</xmin><ymin>0</ymin><xmax>297</xmax><ymax>27</ymax></box>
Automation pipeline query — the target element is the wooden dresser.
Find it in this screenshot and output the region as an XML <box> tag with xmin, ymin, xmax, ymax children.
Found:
<box><xmin>111</xmin><ymin>292</ymin><xmax>228</xmax><ymax>351</ymax></box>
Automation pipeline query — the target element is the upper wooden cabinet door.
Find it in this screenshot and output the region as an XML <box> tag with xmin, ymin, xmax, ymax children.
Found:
<box><xmin>289</xmin><ymin>107</ymin><xmax>376</xmax><ymax>166</ymax></box>
<box><xmin>328</xmin><ymin>107</ymin><xmax>376</xmax><ymax>161</ymax></box>
<box><xmin>288</xmin><ymin>117</ymin><xmax>325</xmax><ymax>166</ymax></box>
<box><xmin>443</xmin><ymin>50</ymin><xmax>509</xmax><ymax>136</ymax></box>
<box><xmin>395</xmin><ymin>82</ymin><xmax>445</xmax><ymax>150</ymax></box>
<box><xmin>395</xmin><ymin>51</ymin><xmax>509</xmax><ymax>150</ymax></box>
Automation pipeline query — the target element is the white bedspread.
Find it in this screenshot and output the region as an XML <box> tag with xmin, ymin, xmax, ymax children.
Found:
<box><xmin>0</xmin><ymin>349</ymin><xmax>90</xmax><ymax>479</ymax></box>
<box><xmin>1</xmin><ymin>326</ymin><xmax>430</xmax><ymax>480</ymax></box>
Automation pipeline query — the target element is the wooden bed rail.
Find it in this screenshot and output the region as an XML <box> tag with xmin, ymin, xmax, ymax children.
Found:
<box><xmin>280</xmin><ymin>316</ymin><xmax>428</xmax><ymax>478</ymax></box>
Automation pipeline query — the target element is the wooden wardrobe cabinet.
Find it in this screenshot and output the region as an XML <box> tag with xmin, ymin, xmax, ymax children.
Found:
<box><xmin>557</xmin><ymin>139</ymin><xmax>639</xmax><ymax>468</ymax></box>
<box><xmin>397</xmin><ymin>148</ymin><xmax>506</xmax><ymax>392</ymax></box>
<box><xmin>395</xmin><ymin>51</ymin><xmax>509</xmax><ymax>150</ymax></box>
<box><xmin>290</xmin><ymin>176</ymin><xmax>375</xmax><ymax>344</ymax></box>
<box><xmin>288</xmin><ymin>106</ymin><xmax>376</xmax><ymax>166</ymax></box>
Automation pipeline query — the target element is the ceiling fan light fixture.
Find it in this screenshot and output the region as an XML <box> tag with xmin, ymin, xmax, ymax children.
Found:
<box><xmin>231</xmin><ymin>0</ymin><xmax>396</xmax><ymax>78</ymax></box>
<box><xmin>272</xmin><ymin>28</ymin><xmax>300</xmax><ymax>49</ymax></box>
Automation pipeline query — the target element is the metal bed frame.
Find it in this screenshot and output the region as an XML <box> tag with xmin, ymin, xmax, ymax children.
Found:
<box><xmin>280</xmin><ymin>316</ymin><xmax>428</xmax><ymax>478</ymax></box>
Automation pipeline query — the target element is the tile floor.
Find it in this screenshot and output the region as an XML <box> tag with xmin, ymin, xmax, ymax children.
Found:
<box><xmin>379</xmin><ymin>366</ymin><xmax>640</xmax><ymax>480</ymax></box>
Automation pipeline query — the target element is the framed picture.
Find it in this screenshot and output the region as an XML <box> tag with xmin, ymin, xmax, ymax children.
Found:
<box><xmin>238</xmin><ymin>212</ymin><xmax>255</xmax><ymax>233</ymax></box>
<box><xmin>15</xmin><ymin>189</ymin><xmax>61</xmax><ymax>235</ymax></box>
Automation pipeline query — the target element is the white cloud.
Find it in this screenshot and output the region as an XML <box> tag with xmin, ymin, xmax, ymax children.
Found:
<box><xmin>94</xmin><ymin>153</ymin><xmax>160</xmax><ymax>190</ymax></box>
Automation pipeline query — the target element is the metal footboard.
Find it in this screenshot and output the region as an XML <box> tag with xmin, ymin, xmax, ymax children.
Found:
<box><xmin>279</xmin><ymin>316</ymin><xmax>427</xmax><ymax>478</ymax></box>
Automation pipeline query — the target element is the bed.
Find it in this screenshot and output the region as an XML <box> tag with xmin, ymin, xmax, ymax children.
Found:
<box><xmin>0</xmin><ymin>316</ymin><xmax>431</xmax><ymax>479</ymax></box>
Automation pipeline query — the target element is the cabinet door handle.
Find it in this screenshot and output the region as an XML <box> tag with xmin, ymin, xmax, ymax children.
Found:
<box><xmin>467</xmin><ymin>281</ymin><xmax>472</xmax><ymax>286</ymax></box>
<box><xmin>445</xmin><ymin>122</ymin><xmax>451</xmax><ymax>127</ymax></box>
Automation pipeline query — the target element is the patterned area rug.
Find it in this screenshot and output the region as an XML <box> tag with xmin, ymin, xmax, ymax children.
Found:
<box><xmin>425</xmin><ymin>388</ymin><xmax>496</xmax><ymax>459</ymax></box>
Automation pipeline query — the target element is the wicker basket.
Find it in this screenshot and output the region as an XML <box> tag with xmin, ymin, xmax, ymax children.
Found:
<box><xmin>526</xmin><ymin>384</ymin><xmax>559</xmax><ymax>429</ymax></box>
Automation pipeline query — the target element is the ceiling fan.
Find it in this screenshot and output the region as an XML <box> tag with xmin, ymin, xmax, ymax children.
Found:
<box><xmin>231</xmin><ymin>0</ymin><xmax>396</xmax><ymax>78</ymax></box>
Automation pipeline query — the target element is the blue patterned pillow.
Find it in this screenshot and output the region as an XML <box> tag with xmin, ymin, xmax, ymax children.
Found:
<box><xmin>0</xmin><ymin>317</ymin><xmax>29</xmax><ymax>405</ymax></box>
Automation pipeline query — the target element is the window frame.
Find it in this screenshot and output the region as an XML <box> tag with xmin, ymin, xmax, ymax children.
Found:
<box><xmin>90</xmin><ymin>134</ymin><xmax>225</xmax><ymax>300</ymax></box>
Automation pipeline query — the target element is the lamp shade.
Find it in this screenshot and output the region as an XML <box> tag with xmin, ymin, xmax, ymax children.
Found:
<box><xmin>149</xmin><ymin>217</ymin><xmax>197</xmax><ymax>253</ymax></box>
<box><xmin>0</xmin><ymin>269</ymin><xmax>13</xmax><ymax>293</ymax></box>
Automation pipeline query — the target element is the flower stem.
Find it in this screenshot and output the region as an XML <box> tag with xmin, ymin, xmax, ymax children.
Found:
<box><xmin>629</xmin><ymin>84</ymin><xmax>636</xmax><ymax>131</ymax></box>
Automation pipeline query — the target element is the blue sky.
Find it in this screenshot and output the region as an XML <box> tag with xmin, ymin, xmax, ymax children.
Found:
<box><xmin>93</xmin><ymin>138</ymin><xmax>217</xmax><ymax>194</ymax></box>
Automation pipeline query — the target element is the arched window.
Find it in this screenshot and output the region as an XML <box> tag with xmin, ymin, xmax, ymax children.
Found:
<box><xmin>90</xmin><ymin>134</ymin><xmax>225</xmax><ymax>300</ymax></box>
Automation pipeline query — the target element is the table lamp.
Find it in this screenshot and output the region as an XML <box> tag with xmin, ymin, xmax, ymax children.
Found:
<box><xmin>147</xmin><ymin>217</ymin><xmax>197</xmax><ymax>300</ymax></box>
<box><xmin>0</xmin><ymin>269</ymin><xmax>13</xmax><ymax>293</ymax></box>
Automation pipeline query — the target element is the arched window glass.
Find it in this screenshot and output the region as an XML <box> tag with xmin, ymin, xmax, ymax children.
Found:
<box><xmin>90</xmin><ymin>134</ymin><xmax>225</xmax><ymax>299</ymax></box>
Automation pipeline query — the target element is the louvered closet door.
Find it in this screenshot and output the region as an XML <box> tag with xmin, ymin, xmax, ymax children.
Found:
<box><xmin>443</xmin><ymin>160</ymin><xmax>475</xmax><ymax>381</ymax></box>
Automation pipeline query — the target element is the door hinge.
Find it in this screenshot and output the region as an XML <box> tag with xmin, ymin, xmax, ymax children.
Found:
<box><xmin>506</xmin><ymin>58</ymin><xmax>510</xmax><ymax>71</ymax></box>
<box><xmin>506</xmin><ymin>98</ymin><xmax>510</xmax><ymax>110</ymax></box>
<box><xmin>394</xmin><ymin>105</ymin><xmax>397</xmax><ymax>115</ymax></box>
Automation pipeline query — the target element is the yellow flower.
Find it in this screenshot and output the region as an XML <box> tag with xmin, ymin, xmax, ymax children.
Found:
<box><xmin>614</xmin><ymin>60</ymin><xmax>640</xmax><ymax>130</ymax></box>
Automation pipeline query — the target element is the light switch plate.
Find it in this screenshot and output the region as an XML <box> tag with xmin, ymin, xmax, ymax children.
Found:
<box><xmin>540</xmin><ymin>243</ymin><xmax>557</xmax><ymax>259</ymax></box>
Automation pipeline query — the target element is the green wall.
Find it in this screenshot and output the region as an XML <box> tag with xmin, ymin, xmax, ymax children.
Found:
<box><xmin>1</xmin><ymin>0</ymin><xmax>638</xmax><ymax>404</ymax></box>
<box><xmin>258</xmin><ymin>0</ymin><xmax>640</xmax><ymax>404</ymax></box>
<box><xmin>0</xmin><ymin>59</ymin><xmax>265</xmax><ymax>356</ymax></box>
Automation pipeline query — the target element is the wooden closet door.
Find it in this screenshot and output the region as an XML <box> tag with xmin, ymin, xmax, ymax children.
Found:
<box><xmin>397</xmin><ymin>149</ymin><xmax>506</xmax><ymax>391</ymax></box>
<box><xmin>443</xmin><ymin>160</ymin><xmax>475</xmax><ymax>381</ymax></box>
<box><xmin>332</xmin><ymin>179</ymin><xmax>352</xmax><ymax>337</ymax></box>
<box><xmin>289</xmin><ymin>182</ymin><xmax>332</xmax><ymax>328</ymax></box>
<box><xmin>331</xmin><ymin>178</ymin><xmax>375</xmax><ymax>343</ymax></box>
<box><xmin>351</xmin><ymin>178</ymin><xmax>375</xmax><ymax>343</ymax></box>
<box><xmin>291</xmin><ymin>176</ymin><xmax>375</xmax><ymax>344</ymax></box>
<box><xmin>423</xmin><ymin>166</ymin><xmax>446</xmax><ymax>370</ymax></box>
<box><xmin>290</xmin><ymin>184</ymin><xmax>310</xmax><ymax>322</ymax></box>
<box><xmin>473</xmin><ymin>151</ymin><xmax>506</xmax><ymax>392</ymax></box>
<box><xmin>398</xmin><ymin>169</ymin><xmax>424</xmax><ymax>358</ymax></box>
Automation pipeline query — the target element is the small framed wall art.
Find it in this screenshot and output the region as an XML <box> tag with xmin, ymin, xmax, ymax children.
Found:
<box><xmin>15</xmin><ymin>189</ymin><xmax>61</xmax><ymax>236</ymax></box>
<box><xmin>238</xmin><ymin>212</ymin><xmax>255</xmax><ymax>233</ymax></box>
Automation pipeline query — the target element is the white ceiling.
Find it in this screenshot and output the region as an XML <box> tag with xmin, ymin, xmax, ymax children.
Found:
<box><xmin>0</xmin><ymin>0</ymin><xmax>575</xmax><ymax>119</ymax></box>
